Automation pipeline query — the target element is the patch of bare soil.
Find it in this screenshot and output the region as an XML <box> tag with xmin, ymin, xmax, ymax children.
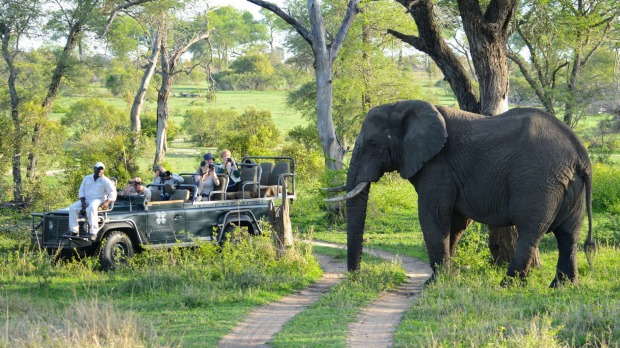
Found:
<box><xmin>218</xmin><ymin>241</ymin><xmax>431</xmax><ymax>348</ymax></box>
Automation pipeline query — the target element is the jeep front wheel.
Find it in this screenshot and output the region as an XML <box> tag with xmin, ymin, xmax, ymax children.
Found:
<box><xmin>99</xmin><ymin>231</ymin><xmax>134</xmax><ymax>271</ymax></box>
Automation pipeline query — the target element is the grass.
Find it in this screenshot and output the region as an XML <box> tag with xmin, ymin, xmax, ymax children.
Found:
<box><xmin>51</xmin><ymin>88</ymin><xmax>308</xmax><ymax>134</ymax></box>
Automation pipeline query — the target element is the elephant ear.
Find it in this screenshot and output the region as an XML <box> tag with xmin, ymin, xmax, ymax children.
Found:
<box><xmin>399</xmin><ymin>101</ymin><xmax>448</xmax><ymax>180</ymax></box>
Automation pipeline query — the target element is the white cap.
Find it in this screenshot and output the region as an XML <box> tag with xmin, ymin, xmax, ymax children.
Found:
<box><xmin>94</xmin><ymin>162</ymin><xmax>105</xmax><ymax>169</ymax></box>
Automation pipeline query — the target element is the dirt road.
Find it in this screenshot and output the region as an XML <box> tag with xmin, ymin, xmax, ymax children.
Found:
<box><xmin>218</xmin><ymin>241</ymin><xmax>431</xmax><ymax>347</ymax></box>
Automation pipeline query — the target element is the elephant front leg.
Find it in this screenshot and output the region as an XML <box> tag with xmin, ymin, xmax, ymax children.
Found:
<box><xmin>418</xmin><ymin>205</ymin><xmax>452</xmax><ymax>283</ymax></box>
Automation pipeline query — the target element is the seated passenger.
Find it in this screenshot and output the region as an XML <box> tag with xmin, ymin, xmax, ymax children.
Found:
<box><xmin>216</xmin><ymin>149</ymin><xmax>241</xmax><ymax>192</ymax></box>
<box><xmin>152</xmin><ymin>165</ymin><xmax>184</xmax><ymax>199</ymax></box>
<box><xmin>195</xmin><ymin>159</ymin><xmax>220</xmax><ymax>201</ymax></box>
<box><xmin>121</xmin><ymin>177</ymin><xmax>152</xmax><ymax>206</ymax></box>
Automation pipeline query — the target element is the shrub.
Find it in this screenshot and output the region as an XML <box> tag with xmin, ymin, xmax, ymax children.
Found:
<box><xmin>140</xmin><ymin>111</ymin><xmax>180</xmax><ymax>141</ymax></box>
<box><xmin>219</xmin><ymin>107</ymin><xmax>280</xmax><ymax>156</ymax></box>
<box><xmin>60</xmin><ymin>98</ymin><xmax>127</xmax><ymax>137</ymax></box>
<box><xmin>592</xmin><ymin>162</ymin><xmax>620</xmax><ymax>214</ymax></box>
<box><xmin>182</xmin><ymin>108</ymin><xmax>235</xmax><ymax>147</ymax></box>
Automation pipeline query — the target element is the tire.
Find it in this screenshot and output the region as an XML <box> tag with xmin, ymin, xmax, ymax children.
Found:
<box><xmin>99</xmin><ymin>231</ymin><xmax>134</xmax><ymax>271</ymax></box>
<box><xmin>219</xmin><ymin>224</ymin><xmax>249</xmax><ymax>246</ymax></box>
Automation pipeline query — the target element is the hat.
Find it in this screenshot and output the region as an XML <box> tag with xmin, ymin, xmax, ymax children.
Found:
<box><xmin>203</xmin><ymin>153</ymin><xmax>214</xmax><ymax>161</ymax></box>
<box><xmin>94</xmin><ymin>162</ymin><xmax>105</xmax><ymax>169</ymax></box>
<box><xmin>153</xmin><ymin>165</ymin><xmax>164</xmax><ymax>172</ymax></box>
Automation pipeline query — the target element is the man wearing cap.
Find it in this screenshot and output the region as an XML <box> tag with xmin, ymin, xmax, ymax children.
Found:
<box><xmin>68</xmin><ymin>162</ymin><xmax>117</xmax><ymax>239</ymax></box>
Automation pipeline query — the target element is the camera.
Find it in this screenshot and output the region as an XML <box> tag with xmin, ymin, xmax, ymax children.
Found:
<box><xmin>160</xmin><ymin>170</ymin><xmax>172</xmax><ymax>179</ymax></box>
<box><xmin>208</xmin><ymin>163</ymin><xmax>215</xmax><ymax>169</ymax></box>
<box><xmin>227</xmin><ymin>158</ymin><xmax>232</xmax><ymax>163</ymax></box>
<box><xmin>159</xmin><ymin>171</ymin><xmax>167</xmax><ymax>178</ymax></box>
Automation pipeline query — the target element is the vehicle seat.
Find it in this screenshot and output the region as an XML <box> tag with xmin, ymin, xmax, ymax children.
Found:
<box><xmin>149</xmin><ymin>188</ymin><xmax>161</xmax><ymax>202</ymax></box>
<box><xmin>229</xmin><ymin>165</ymin><xmax>260</xmax><ymax>199</ymax></box>
<box><xmin>169</xmin><ymin>189</ymin><xmax>189</xmax><ymax>201</ymax></box>
<box><xmin>209</xmin><ymin>174</ymin><xmax>228</xmax><ymax>201</ymax></box>
<box><xmin>261</xmin><ymin>161</ymin><xmax>290</xmax><ymax>197</ymax></box>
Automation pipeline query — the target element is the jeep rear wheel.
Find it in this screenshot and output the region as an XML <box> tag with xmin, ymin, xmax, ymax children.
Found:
<box><xmin>99</xmin><ymin>231</ymin><xmax>134</xmax><ymax>271</ymax></box>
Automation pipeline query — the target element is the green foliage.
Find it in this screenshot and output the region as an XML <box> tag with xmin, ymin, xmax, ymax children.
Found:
<box><xmin>280</xmin><ymin>142</ymin><xmax>324</xmax><ymax>183</ymax></box>
<box><xmin>60</xmin><ymin>98</ymin><xmax>128</xmax><ymax>137</ymax></box>
<box><xmin>592</xmin><ymin>163</ymin><xmax>620</xmax><ymax>215</ymax></box>
<box><xmin>230</xmin><ymin>53</ymin><xmax>274</xmax><ymax>75</ymax></box>
<box><xmin>182</xmin><ymin>108</ymin><xmax>235</xmax><ymax>147</ymax></box>
<box><xmin>140</xmin><ymin>111</ymin><xmax>180</xmax><ymax>141</ymax></box>
<box><xmin>287</xmin><ymin>123</ymin><xmax>321</xmax><ymax>151</ymax></box>
<box><xmin>105</xmin><ymin>69</ymin><xmax>138</xmax><ymax>97</ymax></box>
<box><xmin>219</xmin><ymin>107</ymin><xmax>280</xmax><ymax>156</ymax></box>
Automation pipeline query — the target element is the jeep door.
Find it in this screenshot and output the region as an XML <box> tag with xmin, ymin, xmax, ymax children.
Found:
<box><xmin>146</xmin><ymin>202</ymin><xmax>189</xmax><ymax>243</ymax></box>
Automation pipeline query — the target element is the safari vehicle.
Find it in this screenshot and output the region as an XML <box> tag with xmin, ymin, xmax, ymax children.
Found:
<box><xmin>31</xmin><ymin>156</ymin><xmax>296</xmax><ymax>270</ymax></box>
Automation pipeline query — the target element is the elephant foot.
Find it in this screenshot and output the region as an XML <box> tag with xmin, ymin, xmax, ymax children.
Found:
<box><xmin>549</xmin><ymin>274</ymin><xmax>575</xmax><ymax>288</ymax></box>
<box><xmin>500</xmin><ymin>275</ymin><xmax>527</xmax><ymax>288</ymax></box>
<box><xmin>424</xmin><ymin>273</ymin><xmax>437</xmax><ymax>286</ymax></box>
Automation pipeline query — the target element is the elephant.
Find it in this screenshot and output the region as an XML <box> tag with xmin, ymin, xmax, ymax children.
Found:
<box><xmin>329</xmin><ymin>100</ymin><xmax>595</xmax><ymax>287</ymax></box>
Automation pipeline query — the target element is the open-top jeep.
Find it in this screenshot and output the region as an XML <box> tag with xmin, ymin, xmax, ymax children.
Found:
<box><xmin>31</xmin><ymin>156</ymin><xmax>296</xmax><ymax>270</ymax></box>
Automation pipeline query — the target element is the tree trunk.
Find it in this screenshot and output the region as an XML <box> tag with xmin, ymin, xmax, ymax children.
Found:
<box><xmin>269</xmin><ymin>180</ymin><xmax>294</xmax><ymax>257</ymax></box>
<box><xmin>154</xmin><ymin>72</ymin><xmax>172</xmax><ymax>166</ymax></box>
<box><xmin>1</xmin><ymin>28</ymin><xmax>23</xmax><ymax>204</ymax></box>
<box><xmin>391</xmin><ymin>0</ymin><xmax>481</xmax><ymax>113</ymax></box>
<box><xmin>131</xmin><ymin>29</ymin><xmax>161</xmax><ymax>145</ymax></box>
<box><xmin>28</xmin><ymin>21</ymin><xmax>82</xmax><ymax>178</ymax></box>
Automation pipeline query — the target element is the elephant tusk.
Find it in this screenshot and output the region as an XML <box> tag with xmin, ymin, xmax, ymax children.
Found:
<box><xmin>321</xmin><ymin>185</ymin><xmax>346</xmax><ymax>192</ymax></box>
<box><xmin>323</xmin><ymin>182</ymin><xmax>369</xmax><ymax>202</ymax></box>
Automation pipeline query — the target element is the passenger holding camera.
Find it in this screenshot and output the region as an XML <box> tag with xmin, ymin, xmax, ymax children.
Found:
<box><xmin>195</xmin><ymin>156</ymin><xmax>220</xmax><ymax>200</ymax></box>
<box><xmin>217</xmin><ymin>149</ymin><xmax>240</xmax><ymax>192</ymax></box>
<box><xmin>152</xmin><ymin>165</ymin><xmax>184</xmax><ymax>186</ymax></box>
<box><xmin>152</xmin><ymin>165</ymin><xmax>184</xmax><ymax>200</ymax></box>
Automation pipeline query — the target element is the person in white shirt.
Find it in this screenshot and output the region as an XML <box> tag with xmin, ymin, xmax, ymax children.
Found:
<box><xmin>68</xmin><ymin>162</ymin><xmax>117</xmax><ymax>239</ymax></box>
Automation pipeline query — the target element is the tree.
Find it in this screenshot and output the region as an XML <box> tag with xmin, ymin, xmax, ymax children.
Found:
<box><xmin>206</xmin><ymin>6</ymin><xmax>268</xmax><ymax>70</ymax></box>
<box><xmin>390</xmin><ymin>0</ymin><xmax>526</xmax><ymax>265</ymax></box>
<box><xmin>153</xmin><ymin>8</ymin><xmax>210</xmax><ymax>165</ymax></box>
<box><xmin>508</xmin><ymin>0</ymin><xmax>620</xmax><ymax>127</ymax></box>
<box><xmin>220</xmin><ymin>107</ymin><xmax>280</xmax><ymax>156</ymax></box>
<box><xmin>247</xmin><ymin>0</ymin><xmax>361</xmax><ymax>173</ymax></box>
<box><xmin>0</xmin><ymin>0</ymin><xmax>42</xmax><ymax>205</ymax></box>
<box><xmin>27</xmin><ymin>0</ymin><xmax>154</xmax><ymax>180</ymax></box>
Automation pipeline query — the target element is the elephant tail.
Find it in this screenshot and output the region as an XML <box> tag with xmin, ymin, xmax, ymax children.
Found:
<box><xmin>581</xmin><ymin>165</ymin><xmax>596</xmax><ymax>271</ymax></box>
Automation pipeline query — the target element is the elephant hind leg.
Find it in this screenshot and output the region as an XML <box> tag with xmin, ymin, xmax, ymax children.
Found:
<box><xmin>550</xmin><ymin>216</ymin><xmax>582</xmax><ymax>288</ymax></box>
<box><xmin>505</xmin><ymin>224</ymin><xmax>546</xmax><ymax>282</ymax></box>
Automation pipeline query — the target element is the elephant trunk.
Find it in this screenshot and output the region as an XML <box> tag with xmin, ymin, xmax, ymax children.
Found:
<box><xmin>346</xmin><ymin>165</ymin><xmax>370</xmax><ymax>271</ymax></box>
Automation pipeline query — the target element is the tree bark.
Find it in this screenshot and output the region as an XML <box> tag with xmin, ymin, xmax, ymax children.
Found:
<box><xmin>153</xmin><ymin>17</ymin><xmax>210</xmax><ymax>166</ymax></box>
<box><xmin>131</xmin><ymin>29</ymin><xmax>161</xmax><ymax>146</ymax></box>
<box><xmin>391</xmin><ymin>0</ymin><xmax>480</xmax><ymax>113</ymax></box>
<box><xmin>1</xmin><ymin>23</ymin><xmax>23</xmax><ymax>204</ymax></box>
<box><xmin>269</xmin><ymin>179</ymin><xmax>294</xmax><ymax>257</ymax></box>
<box><xmin>247</xmin><ymin>0</ymin><xmax>359</xmax><ymax>171</ymax></box>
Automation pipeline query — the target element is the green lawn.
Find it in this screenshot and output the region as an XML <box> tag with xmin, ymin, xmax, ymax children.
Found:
<box><xmin>51</xmin><ymin>89</ymin><xmax>308</xmax><ymax>134</ymax></box>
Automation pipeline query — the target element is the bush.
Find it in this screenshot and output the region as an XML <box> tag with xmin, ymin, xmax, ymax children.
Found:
<box><xmin>60</xmin><ymin>98</ymin><xmax>127</xmax><ymax>137</ymax></box>
<box><xmin>140</xmin><ymin>111</ymin><xmax>180</xmax><ymax>141</ymax></box>
<box><xmin>182</xmin><ymin>108</ymin><xmax>235</xmax><ymax>147</ymax></box>
<box><xmin>592</xmin><ymin>162</ymin><xmax>620</xmax><ymax>214</ymax></box>
<box><xmin>219</xmin><ymin>107</ymin><xmax>281</xmax><ymax>156</ymax></box>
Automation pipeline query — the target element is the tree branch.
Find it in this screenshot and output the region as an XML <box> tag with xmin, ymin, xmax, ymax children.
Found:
<box><xmin>329</xmin><ymin>0</ymin><xmax>361</xmax><ymax>60</ymax></box>
<box><xmin>98</xmin><ymin>0</ymin><xmax>155</xmax><ymax>39</ymax></box>
<box><xmin>246</xmin><ymin>0</ymin><xmax>312</xmax><ymax>45</ymax></box>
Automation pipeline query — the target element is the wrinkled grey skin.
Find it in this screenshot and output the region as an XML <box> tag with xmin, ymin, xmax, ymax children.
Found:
<box><xmin>346</xmin><ymin>100</ymin><xmax>593</xmax><ymax>287</ymax></box>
